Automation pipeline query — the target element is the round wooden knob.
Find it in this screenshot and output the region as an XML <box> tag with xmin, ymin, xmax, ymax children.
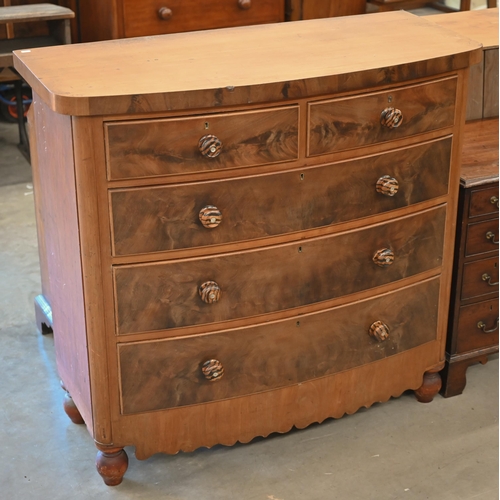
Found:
<box><xmin>238</xmin><ymin>0</ymin><xmax>252</xmax><ymax>8</ymax></box>
<box><xmin>369</xmin><ymin>321</ymin><xmax>390</xmax><ymax>342</ymax></box>
<box><xmin>376</xmin><ymin>175</ymin><xmax>399</xmax><ymax>196</ymax></box>
<box><xmin>199</xmin><ymin>205</ymin><xmax>222</xmax><ymax>229</ymax></box>
<box><xmin>199</xmin><ymin>135</ymin><xmax>222</xmax><ymax>158</ymax></box>
<box><xmin>373</xmin><ymin>248</ymin><xmax>395</xmax><ymax>267</ymax></box>
<box><xmin>199</xmin><ymin>281</ymin><xmax>221</xmax><ymax>304</ymax></box>
<box><xmin>158</xmin><ymin>7</ymin><xmax>173</xmax><ymax>20</ymax></box>
<box><xmin>380</xmin><ymin>107</ymin><xmax>403</xmax><ymax>129</ymax></box>
<box><xmin>202</xmin><ymin>359</ymin><xmax>224</xmax><ymax>381</ymax></box>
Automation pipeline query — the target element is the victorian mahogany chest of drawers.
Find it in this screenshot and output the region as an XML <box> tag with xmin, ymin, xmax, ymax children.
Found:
<box><xmin>14</xmin><ymin>12</ymin><xmax>481</xmax><ymax>485</ymax></box>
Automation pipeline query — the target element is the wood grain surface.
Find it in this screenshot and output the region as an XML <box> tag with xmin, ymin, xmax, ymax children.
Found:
<box><xmin>105</xmin><ymin>106</ymin><xmax>299</xmax><ymax>180</ymax></box>
<box><xmin>12</xmin><ymin>11</ymin><xmax>481</xmax><ymax>115</ymax></box>
<box><xmin>110</xmin><ymin>137</ymin><xmax>452</xmax><ymax>256</ymax></box>
<box><xmin>113</xmin><ymin>206</ymin><xmax>446</xmax><ymax>334</ymax></box>
<box><xmin>118</xmin><ymin>277</ymin><xmax>440</xmax><ymax>413</ymax></box>
<box><xmin>308</xmin><ymin>77</ymin><xmax>457</xmax><ymax>156</ymax></box>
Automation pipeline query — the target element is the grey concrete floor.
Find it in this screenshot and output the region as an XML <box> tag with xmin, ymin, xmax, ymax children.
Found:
<box><xmin>0</xmin><ymin>57</ymin><xmax>498</xmax><ymax>500</ymax></box>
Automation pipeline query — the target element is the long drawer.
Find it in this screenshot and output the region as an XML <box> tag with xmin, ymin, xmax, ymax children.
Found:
<box><xmin>308</xmin><ymin>76</ymin><xmax>457</xmax><ymax>156</ymax></box>
<box><xmin>122</xmin><ymin>0</ymin><xmax>284</xmax><ymax>38</ymax></box>
<box><xmin>118</xmin><ymin>277</ymin><xmax>441</xmax><ymax>414</ymax></box>
<box><xmin>469</xmin><ymin>185</ymin><xmax>499</xmax><ymax>218</ymax></box>
<box><xmin>113</xmin><ymin>206</ymin><xmax>446</xmax><ymax>334</ymax></box>
<box><xmin>110</xmin><ymin>137</ymin><xmax>451</xmax><ymax>257</ymax></box>
<box><xmin>105</xmin><ymin>106</ymin><xmax>299</xmax><ymax>180</ymax></box>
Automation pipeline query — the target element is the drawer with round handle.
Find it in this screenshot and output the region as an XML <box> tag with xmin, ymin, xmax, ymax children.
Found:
<box><xmin>469</xmin><ymin>186</ymin><xmax>499</xmax><ymax>218</ymax></box>
<box><xmin>113</xmin><ymin>206</ymin><xmax>446</xmax><ymax>334</ymax></box>
<box><xmin>105</xmin><ymin>106</ymin><xmax>299</xmax><ymax>180</ymax></box>
<box><xmin>117</xmin><ymin>277</ymin><xmax>440</xmax><ymax>413</ymax></box>
<box><xmin>121</xmin><ymin>0</ymin><xmax>283</xmax><ymax>38</ymax></box>
<box><xmin>307</xmin><ymin>76</ymin><xmax>457</xmax><ymax>156</ymax></box>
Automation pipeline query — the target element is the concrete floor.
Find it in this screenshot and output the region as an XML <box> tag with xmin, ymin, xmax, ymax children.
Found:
<box><xmin>0</xmin><ymin>4</ymin><xmax>498</xmax><ymax>496</ymax></box>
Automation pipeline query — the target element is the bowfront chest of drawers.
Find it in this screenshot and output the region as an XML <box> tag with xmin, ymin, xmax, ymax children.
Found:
<box><xmin>14</xmin><ymin>12</ymin><xmax>481</xmax><ymax>485</ymax></box>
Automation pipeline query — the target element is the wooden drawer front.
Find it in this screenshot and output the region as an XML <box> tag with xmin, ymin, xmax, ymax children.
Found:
<box><xmin>114</xmin><ymin>206</ymin><xmax>445</xmax><ymax>334</ymax></box>
<box><xmin>461</xmin><ymin>256</ymin><xmax>499</xmax><ymax>301</ymax></box>
<box><xmin>469</xmin><ymin>185</ymin><xmax>499</xmax><ymax>218</ymax></box>
<box><xmin>105</xmin><ymin>106</ymin><xmax>299</xmax><ymax>180</ymax></box>
<box><xmin>118</xmin><ymin>277</ymin><xmax>440</xmax><ymax>413</ymax></box>
<box><xmin>456</xmin><ymin>298</ymin><xmax>499</xmax><ymax>353</ymax></box>
<box><xmin>465</xmin><ymin>218</ymin><xmax>499</xmax><ymax>257</ymax></box>
<box><xmin>110</xmin><ymin>137</ymin><xmax>451</xmax><ymax>256</ymax></box>
<box><xmin>308</xmin><ymin>77</ymin><xmax>457</xmax><ymax>156</ymax></box>
<box><xmin>122</xmin><ymin>0</ymin><xmax>284</xmax><ymax>38</ymax></box>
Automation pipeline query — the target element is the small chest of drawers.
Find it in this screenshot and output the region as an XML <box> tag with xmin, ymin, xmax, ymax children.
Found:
<box><xmin>441</xmin><ymin>119</ymin><xmax>499</xmax><ymax>397</ymax></box>
<box><xmin>14</xmin><ymin>12</ymin><xmax>481</xmax><ymax>486</ymax></box>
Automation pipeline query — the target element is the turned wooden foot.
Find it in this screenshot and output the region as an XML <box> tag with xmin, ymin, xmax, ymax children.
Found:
<box><xmin>96</xmin><ymin>447</ymin><xmax>129</xmax><ymax>486</ymax></box>
<box><xmin>414</xmin><ymin>365</ymin><xmax>443</xmax><ymax>403</ymax></box>
<box><xmin>61</xmin><ymin>383</ymin><xmax>84</xmax><ymax>424</ymax></box>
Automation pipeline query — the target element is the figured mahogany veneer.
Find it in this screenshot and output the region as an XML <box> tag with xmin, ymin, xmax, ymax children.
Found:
<box><xmin>14</xmin><ymin>12</ymin><xmax>480</xmax><ymax>485</ymax></box>
<box><xmin>110</xmin><ymin>137</ymin><xmax>451</xmax><ymax>256</ymax></box>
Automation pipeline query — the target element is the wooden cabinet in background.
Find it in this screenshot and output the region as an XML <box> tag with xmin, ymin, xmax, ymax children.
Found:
<box><xmin>14</xmin><ymin>11</ymin><xmax>480</xmax><ymax>485</ymax></box>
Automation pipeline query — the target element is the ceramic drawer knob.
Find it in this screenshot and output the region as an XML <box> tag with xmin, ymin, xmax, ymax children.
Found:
<box><xmin>369</xmin><ymin>321</ymin><xmax>390</xmax><ymax>342</ymax></box>
<box><xmin>238</xmin><ymin>0</ymin><xmax>252</xmax><ymax>9</ymax></box>
<box><xmin>481</xmin><ymin>273</ymin><xmax>498</xmax><ymax>286</ymax></box>
<box><xmin>373</xmin><ymin>248</ymin><xmax>395</xmax><ymax>267</ymax></box>
<box><xmin>157</xmin><ymin>7</ymin><xmax>173</xmax><ymax>20</ymax></box>
<box><xmin>485</xmin><ymin>231</ymin><xmax>499</xmax><ymax>244</ymax></box>
<box><xmin>199</xmin><ymin>135</ymin><xmax>222</xmax><ymax>158</ymax></box>
<box><xmin>202</xmin><ymin>359</ymin><xmax>224</xmax><ymax>381</ymax></box>
<box><xmin>491</xmin><ymin>196</ymin><xmax>499</xmax><ymax>208</ymax></box>
<box><xmin>376</xmin><ymin>175</ymin><xmax>399</xmax><ymax>196</ymax></box>
<box><xmin>380</xmin><ymin>107</ymin><xmax>403</xmax><ymax>128</ymax></box>
<box><xmin>199</xmin><ymin>206</ymin><xmax>222</xmax><ymax>229</ymax></box>
<box><xmin>477</xmin><ymin>318</ymin><xmax>499</xmax><ymax>334</ymax></box>
<box><xmin>199</xmin><ymin>281</ymin><xmax>221</xmax><ymax>304</ymax></box>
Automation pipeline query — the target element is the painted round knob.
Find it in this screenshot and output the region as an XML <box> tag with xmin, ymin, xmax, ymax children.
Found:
<box><xmin>158</xmin><ymin>7</ymin><xmax>173</xmax><ymax>20</ymax></box>
<box><xmin>369</xmin><ymin>321</ymin><xmax>390</xmax><ymax>342</ymax></box>
<box><xmin>199</xmin><ymin>135</ymin><xmax>222</xmax><ymax>158</ymax></box>
<box><xmin>199</xmin><ymin>205</ymin><xmax>222</xmax><ymax>229</ymax></box>
<box><xmin>202</xmin><ymin>359</ymin><xmax>224</xmax><ymax>381</ymax></box>
<box><xmin>238</xmin><ymin>0</ymin><xmax>252</xmax><ymax>8</ymax></box>
<box><xmin>376</xmin><ymin>175</ymin><xmax>399</xmax><ymax>197</ymax></box>
<box><xmin>373</xmin><ymin>248</ymin><xmax>395</xmax><ymax>267</ymax></box>
<box><xmin>380</xmin><ymin>107</ymin><xmax>403</xmax><ymax>129</ymax></box>
<box><xmin>199</xmin><ymin>281</ymin><xmax>221</xmax><ymax>304</ymax></box>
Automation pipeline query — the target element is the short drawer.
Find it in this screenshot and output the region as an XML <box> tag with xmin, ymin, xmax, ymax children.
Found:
<box><xmin>308</xmin><ymin>76</ymin><xmax>457</xmax><ymax>156</ymax></box>
<box><xmin>461</xmin><ymin>256</ymin><xmax>499</xmax><ymax>301</ymax></box>
<box><xmin>122</xmin><ymin>0</ymin><xmax>284</xmax><ymax>38</ymax></box>
<box><xmin>465</xmin><ymin>218</ymin><xmax>499</xmax><ymax>257</ymax></box>
<box><xmin>105</xmin><ymin>106</ymin><xmax>299</xmax><ymax>180</ymax></box>
<box><xmin>456</xmin><ymin>298</ymin><xmax>499</xmax><ymax>353</ymax></box>
<box><xmin>118</xmin><ymin>277</ymin><xmax>440</xmax><ymax>413</ymax></box>
<box><xmin>110</xmin><ymin>137</ymin><xmax>451</xmax><ymax>256</ymax></box>
<box><xmin>113</xmin><ymin>206</ymin><xmax>445</xmax><ymax>334</ymax></box>
<box><xmin>469</xmin><ymin>185</ymin><xmax>499</xmax><ymax>218</ymax></box>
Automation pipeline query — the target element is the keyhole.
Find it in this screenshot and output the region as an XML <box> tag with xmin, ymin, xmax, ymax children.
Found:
<box><xmin>296</xmin><ymin>321</ymin><xmax>300</xmax><ymax>327</ymax></box>
<box><xmin>300</xmin><ymin>173</ymin><xmax>305</xmax><ymax>181</ymax></box>
<box><xmin>204</xmin><ymin>122</ymin><xmax>209</xmax><ymax>130</ymax></box>
<box><xmin>388</xmin><ymin>95</ymin><xmax>393</xmax><ymax>103</ymax></box>
<box><xmin>298</xmin><ymin>246</ymin><xmax>302</xmax><ymax>253</ymax></box>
